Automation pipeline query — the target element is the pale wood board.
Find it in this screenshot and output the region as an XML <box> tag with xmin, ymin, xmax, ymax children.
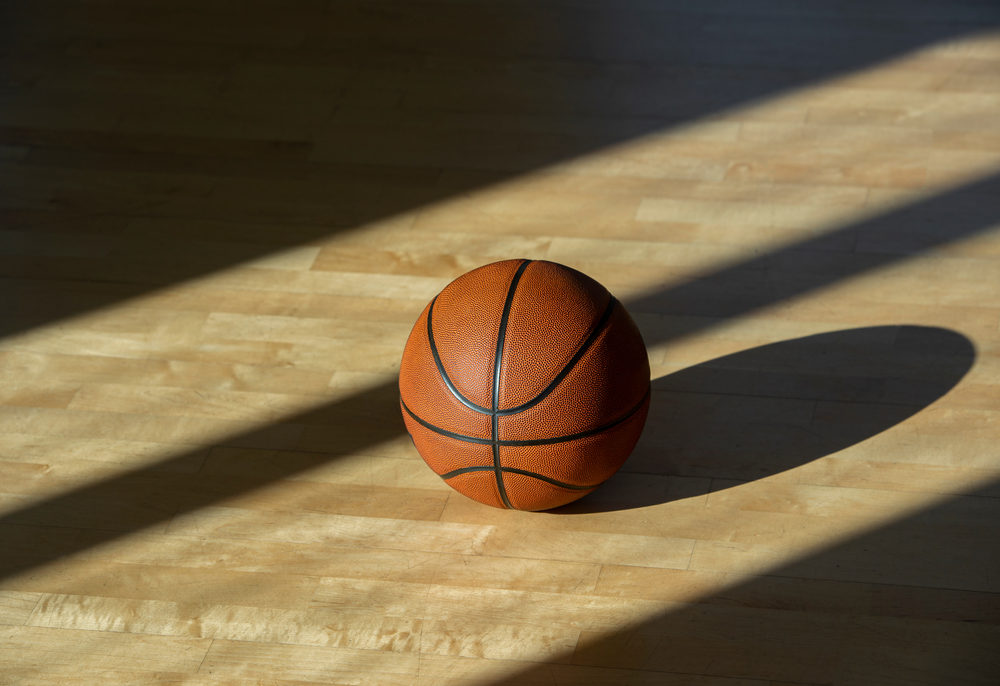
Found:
<box><xmin>1</xmin><ymin>1</ymin><xmax>999</xmax><ymax>685</ymax></box>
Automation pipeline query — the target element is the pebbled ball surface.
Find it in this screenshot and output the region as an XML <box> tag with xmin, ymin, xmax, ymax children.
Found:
<box><xmin>398</xmin><ymin>259</ymin><xmax>650</xmax><ymax>511</ymax></box>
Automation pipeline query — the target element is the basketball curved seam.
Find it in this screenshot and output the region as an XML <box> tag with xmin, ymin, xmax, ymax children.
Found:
<box><xmin>399</xmin><ymin>400</ymin><xmax>493</xmax><ymax>444</ymax></box>
<box><xmin>495</xmin><ymin>295</ymin><xmax>617</xmax><ymax>416</ymax></box>
<box><xmin>438</xmin><ymin>465</ymin><xmax>599</xmax><ymax>491</ymax></box>
<box><xmin>413</xmin><ymin>259</ymin><xmax>639</xmax><ymax>510</ymax></box>
<box><xmin>425</xmin><ymin>278</ymin><xmax>618</xmax><ymax>419</ymax></box>
<box><xmin>491</xmin><ymin>259</ymin><xmax>532</xmax><ymax>509</ymax></box>
<box><xmin>426</xmin><ymin>296</ymin><xmax>493</xmax><ymax>415</ymax></box>
<box><xmin>400</xmin><ymin>387</ymin><xmax>650</xmax><ymax>447</ymax></box>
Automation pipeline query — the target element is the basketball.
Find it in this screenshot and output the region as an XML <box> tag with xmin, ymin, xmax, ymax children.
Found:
<box><xmin>398</xmin><ymin>259</ymin><xmax>650</xmax><ymax>511</ymax></box>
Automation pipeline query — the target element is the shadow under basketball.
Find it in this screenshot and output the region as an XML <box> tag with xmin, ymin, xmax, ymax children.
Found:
<box><xmin>557</xmin><ymin>325</ymin><xmax>975</xmax><ymax>513</ymax></box>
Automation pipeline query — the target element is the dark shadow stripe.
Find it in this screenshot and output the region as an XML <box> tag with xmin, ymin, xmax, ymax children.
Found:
<box><xmin>401</xmin><ymin>387</ymin><xmax>650</xmax><ymax>447</ymax></box>
<box><xmin>492</xmin><ymin>259</ymin><xmax>532</xmax><ymax>509</ymax></box>
<box><xmin>0</xmin><ymin>1</ymin><xmax>996</xmax><ymax>591</ymax></box>
<box><xmin>496</xmin><ymin>296</ymin><xmax>618</xmax><ymax>416</ymax></box>
<box><xmin>427</xmin><ymin>296</ymin><xmax>492</xmax><ymax>414</ymax></box>
<box><xmin>440</xmin><ymin>465</ymin><xmax>599</xmax><ymax>491</ymax></box>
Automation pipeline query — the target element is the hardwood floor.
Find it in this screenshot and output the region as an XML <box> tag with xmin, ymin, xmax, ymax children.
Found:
<box><xmin>1</xmin><ymin>1</ymin><xmax>999</xmax><ymax>684</ymax></box>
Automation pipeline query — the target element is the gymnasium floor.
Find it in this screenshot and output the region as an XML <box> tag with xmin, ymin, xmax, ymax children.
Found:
<box><xmin>2</xmin><ymin>1</ymin><xmax>999</xmax><ymax>684</ymax></box>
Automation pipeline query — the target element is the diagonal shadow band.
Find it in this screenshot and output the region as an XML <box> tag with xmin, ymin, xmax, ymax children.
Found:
<box><xmin>3</xmin><ymin>1</ymin><xmax>998</xmax><ymax>339</ymax></box>
<box><xmin>561</xmin><ymin>324</ymin><xmax>976</xmax><ymax>513</ymax></box>
<box><xmin>626</xmin><ymin>172</ymin><xmax>999</xmax><ymax>327</ymax></box>
<box><xmin>1</xmin><ymin>171</ymin><xmax>997</xmax><ymax>580</ymax></box>
<box><xmin>484</xmin><ymin>476</ymin><xmax>1000</xmax><ymax>685</ymax></box>
<box><xmin>1</xmin><ymin>381</ymin><xmax>401</xmax><ymax>580</ymax></box>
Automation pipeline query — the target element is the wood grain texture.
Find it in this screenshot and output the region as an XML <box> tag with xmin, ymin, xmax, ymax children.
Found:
<box><xmin>2</xmin><ymin>1</ymin><xmax>999</xmax><ymax>684</ymax></box>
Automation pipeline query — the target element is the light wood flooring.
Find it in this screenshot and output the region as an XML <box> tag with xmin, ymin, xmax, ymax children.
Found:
<box><xmin>1</xmin><ymin>1</ymin><xmax>999</xmax><ymax>684</ymax></box>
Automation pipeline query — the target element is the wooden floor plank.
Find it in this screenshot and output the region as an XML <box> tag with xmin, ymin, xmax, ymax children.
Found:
<box><xmin>2</xmin><ymin>1</ymin><xmax>999</xmax><ymax>684</ymax></box>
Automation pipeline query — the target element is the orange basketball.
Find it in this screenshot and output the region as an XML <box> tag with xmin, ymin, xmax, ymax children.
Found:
<box><xmin>398</xmin><ymin>259</ymin><xmax>650</xmax><ymax>511</ymax></box>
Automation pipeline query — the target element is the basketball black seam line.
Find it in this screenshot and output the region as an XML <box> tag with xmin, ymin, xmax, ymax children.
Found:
<box><xmin>399</xmin><ymin>399</ymin><xmax>493</xmax><ymax>445</ymax></box>
<box><xmin>416</xmin><ymin>260</ymin><xmax>631</xmax><ymax>508</ymax></box>
<box><xmin>426</xmin><ymin>296</ymin><xmax>492</xmax><ymax>414</ymax></box>
<box><xmin>426</xmin><ymin>287</ymin><xmax>618</xmax><ymax>418</ymax></box>
<box><xmin>400</xmin><ymin>388</ymin><xmax>650</xmax><ymax>447</ymax></box>
<box><xmin>438</xmin><ymin>465</ymin><xmax>599</xmax><ymax>491</ymax></box>
<box><xmin>492</xmin><ymin>259</ymin><xmax>531</xmax><ymax>509</ymax></box>
<box><xmin>495</xmin><ymin>295</ymin><xmax>617</xmax><ymax>416</ymax></box>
